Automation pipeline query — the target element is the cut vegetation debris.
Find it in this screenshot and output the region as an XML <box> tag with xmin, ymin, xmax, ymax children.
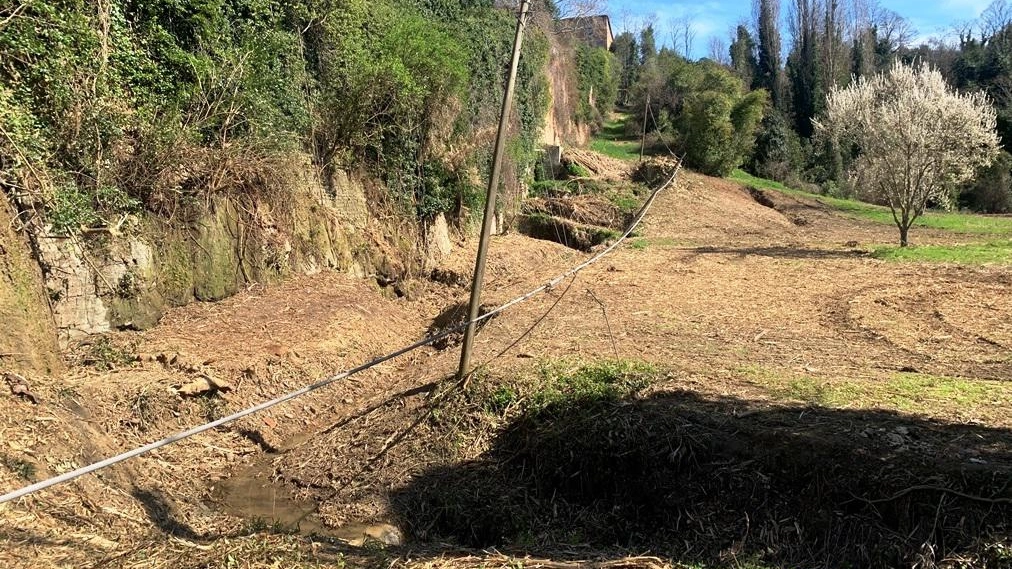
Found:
<box><xmin>394</xmin><ymin>361</ymin><xmax>1010</xmax><ymax>567</ymax></box>
<box><xmin>2</xmin><ymin>151</ymin><xmax>1011</xmax><ymax>569</ymax></box>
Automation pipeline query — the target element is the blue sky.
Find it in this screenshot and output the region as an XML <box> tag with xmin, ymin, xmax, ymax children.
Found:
<box><xmin>606</xmin><ymin>0</ymin><xmax>996</xmax><ymax>58</ymax></box>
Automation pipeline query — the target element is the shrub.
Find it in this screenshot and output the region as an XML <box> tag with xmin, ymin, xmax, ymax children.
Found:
<box><xmin>749</xmin><ymin>110</ymin><xmax>802</xmax><ymax>182</ymax></box>
<box><xmin>628</xmin><ymin>55</ymin><xmax>767</xmax><ymax>175</ymax></box>
<box><xmin>960</xmin><ymin>150</ymin><xmax>1012</xmax><ymax>213</ymax></box>
<box><xmin>681</xmin><ymin>66</ymin><xmax>767</xmax><ymax>176</ymax></box>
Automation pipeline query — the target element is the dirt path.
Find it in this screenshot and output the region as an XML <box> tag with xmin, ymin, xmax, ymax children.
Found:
<box><xmin>1</xmin><ymin>165</ymin><xmax>1010</xmax><ymax>568</ymax></box>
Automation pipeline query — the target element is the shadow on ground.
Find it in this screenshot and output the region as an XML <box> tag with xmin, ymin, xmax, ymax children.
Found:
<box><xmin>687</xmin><ymin>245</ymin><xmax>870</xmax><ymax>260</ymax></box>
<box><xmin>133</xmin><ymin>487</ymin><xmax>203</xmax><ymax>540</ymax></box>
<box><xmin>391</xmin><ymin>390</ymin><xmax>1012</xmax><ymax>568</ymax></box>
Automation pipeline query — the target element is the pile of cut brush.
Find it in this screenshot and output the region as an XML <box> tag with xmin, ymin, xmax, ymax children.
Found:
<box><xmin>390</xmin><ymin>362</ymin><xmax>1012</xmax><ymax>568</ymax></box>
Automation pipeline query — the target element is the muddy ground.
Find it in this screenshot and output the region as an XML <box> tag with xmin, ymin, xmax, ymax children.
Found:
<box><xmin>0</xmin><ymin>163</ymin><xmax>1009</xmax><ymax>568</ymax></box>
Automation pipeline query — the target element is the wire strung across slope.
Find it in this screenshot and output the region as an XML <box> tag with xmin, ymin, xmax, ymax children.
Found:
<box><xmin>0</xmin><ymin>158</ymin><xmax>683</xmax><ymax>506</ymax></box>
<box><xmin>288</xmin><ymin>130</ymin><xmax>687</xmax><ymax>530</ymax></box>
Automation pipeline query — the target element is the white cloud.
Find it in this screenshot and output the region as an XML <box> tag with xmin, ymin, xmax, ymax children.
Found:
<box><xmin>941</xmin><ymin>0</ymin><xmax>992</xmax><ymax>16</ymax></box>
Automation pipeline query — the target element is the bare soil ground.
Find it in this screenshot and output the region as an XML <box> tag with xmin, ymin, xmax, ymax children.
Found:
<box><xmin>0</xmin><ymin>162</ymin><xmax>1009</xmax><ymax>568</ymax></box>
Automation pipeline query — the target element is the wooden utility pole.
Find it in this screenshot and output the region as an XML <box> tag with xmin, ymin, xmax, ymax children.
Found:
<box><xmin>639</xmin><ymin>92</ymin><xmax>650</xmax><ymax>162</ymax></box>
<box><xmin>457</xmin><ymin>0</ymin><xmax>532</xmax><ymax>382</ymax></box>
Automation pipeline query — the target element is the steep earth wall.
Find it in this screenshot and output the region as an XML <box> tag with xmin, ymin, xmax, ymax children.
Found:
<box><xmin>541</xmin><ymin>36</ymin><xmax>591</xmax><ymax>148</ymax></box>
<box><xmin>0</xmin><ymin>201</ymin><xmax>61</xmax><ymax>374</ymax></box>
<box><xmin>1</xmin><ymin>27</ymin><xmax>586</xmax><ymax>355</ymax></box>
<box><xmin>18</xmin><ymin>160</ymin><xmax>453</xmax><ymax>348</ymax></box>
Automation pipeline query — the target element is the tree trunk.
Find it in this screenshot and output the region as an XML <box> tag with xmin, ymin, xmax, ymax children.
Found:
<box><xmin>899</xmin><ymin>223</ymin><xmax>909</xmax><ymax>247</ymax></box>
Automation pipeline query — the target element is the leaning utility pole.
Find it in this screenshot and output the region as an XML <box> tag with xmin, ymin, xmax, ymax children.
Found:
<box><xmin>639</xmin><ymin>92</ymin><xmax>650</xmax><ymax>162</ymax></box>
<box><xmin>457</xmin><ymin>0</ymin><xmax>532</xmax><ymax>382</ymax></box>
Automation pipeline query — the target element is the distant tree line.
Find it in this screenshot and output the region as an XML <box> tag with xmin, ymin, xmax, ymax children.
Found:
<box><xmin>606</xmin><ymin>0</ymin><xmax>1012</xmax><ymax>213</ymax></box>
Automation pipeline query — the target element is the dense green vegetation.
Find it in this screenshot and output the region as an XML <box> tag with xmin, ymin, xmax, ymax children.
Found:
<box><xmin>611</xmin><ymin>0</ymin><xmax>1012</xmax><ymax>231</ymax></box>
<box><xmin>614</xmin><ymin>36</ymin><xmax>768</xmax><ymax>175</ymax></box>
<box><xmin>0</xmin><ymin>0</ymin><xmax>553</xmax><ymax>233</ymax></box>
<box><xmin>574</xmin><ymin>44</ymin><xmax>619</xmax><ymax>127</ymax></box>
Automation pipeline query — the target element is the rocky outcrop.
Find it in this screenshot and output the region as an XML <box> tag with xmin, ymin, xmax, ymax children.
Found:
<box><xmin>24</xmin><ymin>163</ymin><xmax>433</xmax><ymax>347</ymax></box>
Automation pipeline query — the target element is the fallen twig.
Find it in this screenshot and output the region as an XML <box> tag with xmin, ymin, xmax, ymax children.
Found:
<box><xmin>856</xmin><ymin>485</ymin><xmax>1012</xmax><ymax>506</ymax></box>
<box><xmin>586</xmin><ymin>288</ymin><xmax>619</xmax><ymax>358</ymax></box>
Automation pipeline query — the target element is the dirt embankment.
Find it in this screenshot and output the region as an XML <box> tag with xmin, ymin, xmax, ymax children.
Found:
<box><xmin>0</xmin><ymin>162</ymin><xmax>1009</xmax><ymax>568</ymax></box>
<box><xmin>0</xmin><ymin>201</ymin><xmax>60</xmax><ymax>375</ymax></box>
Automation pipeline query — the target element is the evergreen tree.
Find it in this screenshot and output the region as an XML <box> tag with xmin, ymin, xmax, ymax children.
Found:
<box><xmin>730</xmin><ymin>25</ymin><xmax>759</xmax><ymax>88</ymax></box>
<box><xmin>787</xmin><ymin>0</ymin><xmax>822</xmax><ymax>138</ymax></box>
<box><xmin>756</xmin><ymin>0</ymin><xmax>785</xmax><ymax>109</ymax></box>
<box><xmin>613</xmin><ymin>31</ymin><xmax>639</xmax><ymax>106</ymax></box>
<box><xmin>640</xmin><ymin>25</ymin><xmax>657</xmax><ymax>64</ymax></box>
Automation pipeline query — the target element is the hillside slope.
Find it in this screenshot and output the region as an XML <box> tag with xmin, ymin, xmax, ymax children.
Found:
<box><xmin>0</xmin><ymin>162</ymin><xmax>1009</xmax><ymax>568</ymax></box>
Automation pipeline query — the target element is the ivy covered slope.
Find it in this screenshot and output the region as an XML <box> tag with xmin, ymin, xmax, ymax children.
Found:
<box><xmin>0</xmin><ymin>0</ymin><xmax>551</xmax><ymax>233</ymax></box>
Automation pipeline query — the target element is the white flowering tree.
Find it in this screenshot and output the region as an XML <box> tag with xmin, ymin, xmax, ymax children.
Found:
<box><xmin>816</xmin><ymin>61</ymin><xmax>1000</xmax><ymax>246</ymax></box>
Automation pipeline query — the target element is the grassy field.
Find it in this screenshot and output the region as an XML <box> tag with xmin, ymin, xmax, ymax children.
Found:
<box><xmin>740</xmin><ymin>364</ymin><xmax>1012</xmax><ymax>418</ymax></box>
<box><xmin>730</xmin><ymin>169</ymin><xmax>1012</xmax><ymax>263</ymax></box>
<box><xmin>589</xmin><ymin>115</ymin><xmax>641</xmax><ymax>161</ymax></box>
<box><xmin>730</xmin><ymin>169</ymin><xmax>1012</xmax><ymax>235</ymax></box>
<box><xmin>872</xmin><ymin>240</ymin><xmax>1012</xmax><ymax>263</ymax></box>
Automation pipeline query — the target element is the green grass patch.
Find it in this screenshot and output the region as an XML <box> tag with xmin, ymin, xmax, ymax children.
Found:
<box><xmin>729</xmin><ymin>169</ymin><xmax>801</xmax><ymax>195</ymax></box>
<box><xmin>528</xmin><ymin>359</ymin><xmax>656</xmax><ymax>410</ymax></box>
<box><xmin>629</xmin><ymin>237</ymin><xmax>680</xmax><ymax>250</ymax></box>
<box><xmin>589</xmin><ymin>115</ymin><xmax>641</xmax><ymax>161</ymax></box>
<box><xmin>529</xmin><ymin>179</ymin><xmax>574</xmax><ymax>197</ymax></box>
<box><xmin>454</xmin><ymin>359</ymin><xmax>660</xmax><ymax>432</ymax></box>
<box><xmin>872</xmin><ymin>241</ymin><xmax>1012</xmax><ymax>264</ymax></box>
<box><xmin>882</xmin><ymin>373</ymin><xmax>1010</xmax><ymax>412</ymax></box>
<box><xmin>608</xmin><ymin>192</ymin><xmax>640</xmax><ymax>213</ymax></box>
<box><xmin>740</xmin><ymin>366</ymin><xmax>1012</xmax><ymax>416</ymax></box>
<box><xmin>729</xmin><ymin>169</ymin><xmax>1012</xmax><ymax>236</ymax></box>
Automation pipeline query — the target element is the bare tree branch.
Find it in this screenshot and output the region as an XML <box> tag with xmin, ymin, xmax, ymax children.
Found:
<box><xmin>981</xmin><ymin>0</ymin><xmax>1012</xmax><ymax>39</ymax></box>
<box><xmin>0</xmin><ymin>2</ymin><xmax>28</xmax><ymax>31</ymax></box>
<box><xmin>553</xmin><ymin>0</ymin><xmax>609</xmax><ymax>19</ymax></box>
<box><xmin>709</xmin><ymin>35</ymin><xmax>730</xmax><ymax>65</ymax></box>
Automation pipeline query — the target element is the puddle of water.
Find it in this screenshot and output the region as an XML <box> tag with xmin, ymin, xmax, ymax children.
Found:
<box><xmin>214</xmin><ymin>468</ymin><xmax>330</xmax><ymax>536</ymax></box>
<box><xmin>213</xmin><ymin>465</ymin><xmax>403</xmax><ymax>546</ymax></box>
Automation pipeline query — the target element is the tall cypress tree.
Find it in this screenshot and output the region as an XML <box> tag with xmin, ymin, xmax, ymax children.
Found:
<box><xmin>640</xmin><ymin>25</ymin><xmax>657</xmax><ymax>64</ymax></box>
<box><xmin>756</xmin><ymin>0</ymin><xmax>784</xmax><ymax>109</ymax></box>
<box><xmin>787</xmin><ymin>0</ymin><xmax>822</xmax><ymax>138</ymax></box>
<box><xmin>613</xmin><ymin>31</ymin><xmax>639</xmax><ymax>106</ymax></box>
<box><xmin>730</xmin><ymin>25</ymin><xmax>759</xmax><ymax>88</ymax></box>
